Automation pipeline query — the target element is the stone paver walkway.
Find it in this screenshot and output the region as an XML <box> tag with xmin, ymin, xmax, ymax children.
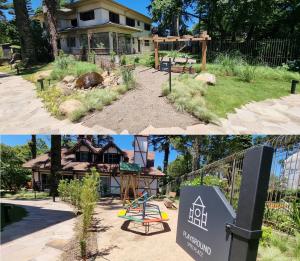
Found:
<box><xmin>0</xmin><ymin>72</ymin><xmax>112</xmax><ymax>134</ymax></box>
<box><xmin>0</xmin><ymin>199</ymin><xmax>75</xmax><ymax>261</ymax></box>
<box><xmin>140</xmin><ymin>94</ymin><xmax>300</xmax><ymax>135</ymax></box>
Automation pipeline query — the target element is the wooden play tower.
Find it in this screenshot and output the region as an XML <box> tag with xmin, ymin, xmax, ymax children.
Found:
<box><xmin>120</xmin><ymin>136</ymin><xmax>149</xmax><ymax>205</ymax></box>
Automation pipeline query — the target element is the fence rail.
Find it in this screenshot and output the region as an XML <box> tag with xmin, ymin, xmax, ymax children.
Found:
<box><xmin>162</xmin><ymin>135</ymin><xmax>300</xmax><ymax>235</ymax></box>
<box><xmin>159</xmin><ymin>38</ymin><xmax>299</xmax><ymax>67</ymax></box>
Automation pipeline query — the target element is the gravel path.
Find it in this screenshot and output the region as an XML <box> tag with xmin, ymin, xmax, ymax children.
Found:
<box><xmin>83</xmin><ymin>67</ymin><xmax>200</xmax><ymax>133</ymax></box>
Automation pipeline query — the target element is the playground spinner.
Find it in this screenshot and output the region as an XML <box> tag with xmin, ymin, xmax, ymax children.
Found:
<box><xmin>118</xmin><ymin>193</ymin><xmax>169</xmax><ymax>234</ymax></box>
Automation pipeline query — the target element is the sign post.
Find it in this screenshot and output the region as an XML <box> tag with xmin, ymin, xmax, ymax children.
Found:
<box><xmin>228</xmin><ymin>146</ymin><xmax>274</xmax><ymax>261</ymax></box>
<box><xmin>176</xmin><ymin>186</ymin><xmax>235</xmax><ymax>261</ymax></box>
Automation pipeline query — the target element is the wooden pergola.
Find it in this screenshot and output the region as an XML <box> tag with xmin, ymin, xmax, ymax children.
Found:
<box><xmin>152</xmin><ymin>31</ymin><xmax>211</xmax><ymax>71</ymax></box>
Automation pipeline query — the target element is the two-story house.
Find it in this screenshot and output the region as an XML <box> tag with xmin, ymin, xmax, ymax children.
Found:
<box><xmin>38</xmin><ymin>0</ymin><xmax>154</xmax><ymax>56</ymax></box>
<box><xmin>23</xmin><ymin>136</ymin><xmax>164</xmax><ymax>197</ymax></box>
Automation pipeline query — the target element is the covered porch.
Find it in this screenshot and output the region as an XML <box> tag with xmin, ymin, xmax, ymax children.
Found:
<box><xmin>59</xmin><ymin>23</ymin><xmax>152</xmax><ymax>56</ymax></box>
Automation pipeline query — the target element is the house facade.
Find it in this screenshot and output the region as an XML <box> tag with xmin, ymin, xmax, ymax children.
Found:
<box><xmin>40</xmin><ymin>0</ymin><xmax>154</xmax><ymax>56</ymax></box>
<box><xmin>23</xmin><ymin>137</ymin><xmax>164</xmax><ymax>197</ymax></box>
<box><xmin>282</xmin><ymin>151</ymin><xmax>300</xmax><ymax>190</ymax></box>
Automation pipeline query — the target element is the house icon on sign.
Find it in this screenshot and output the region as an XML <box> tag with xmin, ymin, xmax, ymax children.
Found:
<box><xmin>188</xmin><ymin>196</ymin><xmax>208</xmax><ymax>231</ymax></box>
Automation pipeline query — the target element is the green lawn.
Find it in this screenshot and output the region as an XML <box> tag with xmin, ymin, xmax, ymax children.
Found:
<box><xmin>2</xmin><ymin>191</ymin><xmax>50</xmax><ymax>200</ymax></box>
<box><xmin>0</xmin><ymin>203</ymin><xmax>27</xmax><ymax>230</ymax></box>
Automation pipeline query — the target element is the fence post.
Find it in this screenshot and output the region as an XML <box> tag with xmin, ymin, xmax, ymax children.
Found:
<box><xmin>169</xmin><ymin>58</ymin><xmax>172</xmax><ymax>93</ymax></box>
<box><xmin>228</xmin><ymin>146</ymin><xmax>274</xmax><ymax>261</ymax></box>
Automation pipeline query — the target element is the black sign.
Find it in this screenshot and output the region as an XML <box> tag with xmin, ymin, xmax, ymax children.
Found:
<box><xmin>176</xmin><ymin>186</ymin><xmax>236</xmax><ymax>261</ymax></box>
<box><xmin>160</xmin><ymin>61</ymin><xmax>171</xmax><ymax>72</ymax></box>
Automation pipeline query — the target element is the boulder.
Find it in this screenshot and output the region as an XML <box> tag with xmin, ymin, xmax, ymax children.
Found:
<box><xmin>195</xmin><ymin>73</ymin><xmax>216</xmax><ymax>85</ymax></box>
<box><xmin>59</xmin><ymin>99</ymin><xmax>83</xmax><ymax>117</ymax></box>
<box><xmin>62</xmin><ymin>75</ymin><xmax>76</xmax><ymax>84</ymax></box>
<box><xmin>101</xmin><ymin>71</ymin><xmax>109</xmax><ymax>78</ymax></box>
<box><xmin>57</xmin><ymin>82</ymin><xmax>74</xmax><ymax>96</ymax></box>
<box><xmin>74</xmin><ymin>72</ymin><xmax>103</xmax><ymax>89</ymax></box>
<box><xmin>34</xmin><ymin>70</ymin><xmax>53</xmax><ymax>82</ymax></box>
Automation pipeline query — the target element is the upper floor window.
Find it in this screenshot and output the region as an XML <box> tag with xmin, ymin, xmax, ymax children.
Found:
<box><xmin>80</xmin><ymin>10</ymin><xmax>95</xmax><ymax>21</ymax></box>
<box><xmin>80</xmin><ymin>152</ymin><xmax>89</xmax><ymax>162</ymax></box>
<box><xmin>126</xmin><ymin>17</ymin><xmax>135</xmax><ymax>27</ymax></box>
<box><xmin>71</xmin><ymin>19</ymin><xmax>78</xmax><ymax>27</ymax></box>
<box><xmin>144</xmin><ymin>23</ymin><xmax>151</xmax><ymax>31</ymax></box>
<box><xmin>104</xmin><ymin>153</ymin><xmax>121</xmax><ymax>164</ymax></box>
<box><xmin>137</xmin><ymin>21</ymin><xmax>140</xmax><ymax>26</ymax></box>
<box><xmin>67</xmin><ymin>37</ymin><xmax>76</xmax><ymax>48</ymax></box>
<box><xmin>109</xmin><ymin>12</ymin><xmax>120</xmax><ymax>24</ymax></box>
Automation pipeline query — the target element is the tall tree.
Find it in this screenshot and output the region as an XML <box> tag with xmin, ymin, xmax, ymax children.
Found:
<box><xmin>29</xmin><ymin>135</ymin><xmax>36</xmax><ymax>159</ymax></box>
<box><xmin>50</xmin><ymin>135</ymin><xmax>61</xmax><ymax>202</ymax></box>
<box><xmin>43</xmin><ymin>0</ymin><xmax>59</xmax><ymax>57</ymax></box>
<box><xmin>149</xmin><ymin>136</ymin><xmax>171</xmax><ymax>173</ymax></box>
<box><xmin>12</xmin><ymin>0</ymin><xmax>36</xmax><ymax>63</ymax></box>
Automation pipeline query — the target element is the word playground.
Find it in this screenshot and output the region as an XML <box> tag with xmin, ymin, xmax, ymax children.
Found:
<box><xmin>118</xmin><ymin>193</ymin><xmax>169</xmax><ymax>234</ymax></box>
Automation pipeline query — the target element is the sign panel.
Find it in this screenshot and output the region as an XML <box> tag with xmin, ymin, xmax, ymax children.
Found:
<box><xmin>176</xmin><ymin>186</ymin><xmax>236</xmax><ymax>261</ymax></box>
<box><xmin>160</xmin><ymin>61</ymin><xmax>171</xmax><ymax>72</ymax></box>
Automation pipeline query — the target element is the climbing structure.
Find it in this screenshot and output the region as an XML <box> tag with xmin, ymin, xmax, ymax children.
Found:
<box><xmin>118</xmin><ymin>193</ymin><xmax>169</xmax><ymax>234</ymax></box>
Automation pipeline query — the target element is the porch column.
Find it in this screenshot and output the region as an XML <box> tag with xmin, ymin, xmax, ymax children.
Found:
<box><xmin>88</xmin><ymin>32</ymin><xmax>92</xmax><ymax>53</ymax></box>
<box><xmin>109</xmin><ymin>32</ymin><xmax>113</xmax><ymax>53</ymax></box>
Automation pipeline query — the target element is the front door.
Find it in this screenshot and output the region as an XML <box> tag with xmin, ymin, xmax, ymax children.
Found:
<box><xmin>100</xmin><ymin>176</ymin><xmax>111</xmax><ymax>197</ymax></box>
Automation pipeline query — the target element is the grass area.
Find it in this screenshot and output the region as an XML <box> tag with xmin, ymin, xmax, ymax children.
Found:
<box><xmin>0</xmin><ymin>203</ymin><xmax>27</xmax><ymax>230</ymax></box>
<box><xmin>2</xmin><ymin>190</ymin><xmax>50</xmax><ymax>200</ymax></box>
<box><xmin>258</xmin><ymin>229</ymin><xmax>300</xmax><ymax>261</ymax></box>
<box><xmin>161</xmin><ymin>52</ymin><xmax>300</xmax><ymax>122</ymax></box>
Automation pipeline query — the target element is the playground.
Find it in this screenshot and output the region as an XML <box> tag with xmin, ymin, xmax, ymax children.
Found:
<box><xmin>94</xmin><ymin>197</ymin><xmax>192</xmax><ymax>261</ymax></box>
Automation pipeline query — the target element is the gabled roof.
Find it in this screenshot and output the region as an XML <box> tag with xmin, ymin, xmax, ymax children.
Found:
<box><xmin>193</xmin><ymin>196</ymin><xmax>205</xmax><ymax>207</ymax></box>
<box><xmin>68</xmin><ymin>138</ymin><xmax>101</xmax><ymax>154</ymax></box>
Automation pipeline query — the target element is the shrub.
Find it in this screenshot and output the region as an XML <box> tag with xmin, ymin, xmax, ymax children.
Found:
<box><xmin>120</xmin><ymin>67</ymin><xmax>136</xmax><ymax>89</ymax></box>
<box><xmin>214</xmin><ymin>52</ymin><xmax>245</xmax><ymax>76</ymax></box>
<box><xmin>53</xmin><ymin>51</ymin><xmax>75</xmax><ymax>71</ymax></box>
<box><xmin>120</xmin><ymin>55</ymin><xmax>127</xmax><ymax>65</ymax></box>
<box><xmin>286</xmin><ymin>60</ymin><xmax>300</xmax><ymax>73</ymax></box>
<box><xmin>238</xmin><ymin>65</ymin><xmax>257</xmax><ymax>83</ymax></box>
<box><xmin>261</xmin><ymin>226</ymin><xmax>273</xmax><ymax>246</ymax></box>
<box><xmin>162</xmin><ymin>75</ymin><xmax>217</xmax><ymax>123</ymax></box>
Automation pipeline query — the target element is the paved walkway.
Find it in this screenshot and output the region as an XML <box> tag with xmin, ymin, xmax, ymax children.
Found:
<box><xmin>0</xmin><ymin>72</ymin><xmax>108</xmax><ymax>134</ymax></box>
<box><xmin>83</xmin><ymin>67</ymin><xmax>199</xmax><ymax>133</ymax></box>
<box><xmin>0</xmin><ymin>199</ymin><xmax>76</xmax><ymax>261</ymax></box>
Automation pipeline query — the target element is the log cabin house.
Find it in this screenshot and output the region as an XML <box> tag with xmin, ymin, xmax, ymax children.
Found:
<box><xmin>23</xmin><ymin>136</ymin><xmax>164</xmax><ymax>197</ymax></box>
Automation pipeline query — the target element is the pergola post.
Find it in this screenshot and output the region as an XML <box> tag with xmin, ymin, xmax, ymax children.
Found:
<box><xmin>201</xmin><ymin>40</ymin><xmax>207</xmax><ymax>71</ymax></box>
<box><xmin>153</xmin><ymin>35</ymin><xmax>159</xmax><ymax>69</ymax></box>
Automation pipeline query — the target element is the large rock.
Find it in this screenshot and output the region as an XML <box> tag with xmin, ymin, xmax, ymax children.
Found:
<box><xmin>59</xmin><ymin>99</ymin><xmax>83</xmax><ymax>117</ymax></box>
<box><xmin>62</xmin><ymin>75</ymin><xmax>76</xmax><ymax>84</ymax></box>
<box><xmin>195</xmin><ymin>73</ymin><xmax>216</xmax><ymax>85</ymax></box>
<box><xmin>74</xmin><ymin>72</ymin><xmax>103</xmax><ymax>89</ymax></box>
<box><xmin>33</xmin><ymin>70</ymin><xmax>53</xmax><ymax>82</ymax></box>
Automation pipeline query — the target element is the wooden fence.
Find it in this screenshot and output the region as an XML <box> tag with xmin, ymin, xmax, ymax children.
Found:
<box><xmin>159</xmin><ymin>38</ymin><xmax>299</xmax><ymax>67</ymax></box>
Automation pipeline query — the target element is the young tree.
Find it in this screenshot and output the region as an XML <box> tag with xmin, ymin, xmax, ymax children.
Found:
<box><xmin>12</xmin><ymin>0</ymin><xmax>36</xmax><ymax>63</ymax></box>
<box><xmin>50</xmin><ymin>135</ymin><xmax>61</xmax><ymax>202</ymax></box>
<box><xmin>43</xmin><ymin>0</ymin><xmax>59</xmax><ymax>57</ymax></box>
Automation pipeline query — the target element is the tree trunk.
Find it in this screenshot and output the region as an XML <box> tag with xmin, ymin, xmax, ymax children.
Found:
<box><xmin>43</xmin><ymin>0</ymin><xmax>58</xmax><ymax>58</ymax></box>
<box><xmin>163</xmin><ymin>138</ymin><xmax>170</xmax><ymax>174</ymax></box>
<box><xmin>191</xmin><ymin>136</ymin><xmax>201</xmax><ymax>172</ymax></box>
<box><xmin>13</xmin><ymin>0</ymin><xmax>36</xmax><ymax>64</ymax></box>
<box><xmin>50</xmin><ymin>135</ymin><xmax>61</xmax><ymax>202</ymax></box>
<box><xmin>30</xmin><ymin>135</ymin><xmax>37</xmax><ymax>159</ymax></box>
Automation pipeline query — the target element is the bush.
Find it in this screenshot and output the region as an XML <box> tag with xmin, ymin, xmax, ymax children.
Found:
<box><xmin>214</xmin><ymin>52</ymin><xmax>246</xmax><ymax>76</ymax></box>
<box><xmin>238</xmin><ymin>65</ymin><xmax>257</xmax><ymax>82</ymax></box>
<box><xmin>120</xmin><ymin>67</ymin><xmax>136</xmax><ymax>89</ymax></box>
<box><xmin>162</xmin><ymin>75</ymin><xmax>217</xmax><ymax>123</ymax></box>
<box><xmin>286</xmin><ymin>60</ymin><xmax>300</xmax><ymax>73</ymax></box>
<box><xmin>261</xmin><ymin>226</ymin><xmax>273</xmax><ymax>246</ymax></box>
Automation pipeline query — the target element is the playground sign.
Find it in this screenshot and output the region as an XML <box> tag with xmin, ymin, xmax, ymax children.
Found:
<box><xmin>176</xmin><ymin>186</ymin><xmax>236</xmax><ymax>261</ymax></box>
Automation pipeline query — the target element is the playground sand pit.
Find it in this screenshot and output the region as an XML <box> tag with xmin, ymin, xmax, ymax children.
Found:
<box><xmin>94</xmin><ymin>198</ymin><xmax>193</xmax><ymax>261</ymax></box>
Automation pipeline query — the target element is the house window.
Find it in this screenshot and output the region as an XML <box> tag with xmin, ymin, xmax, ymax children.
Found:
<box><xmin>67</xmin><ymin>37</ymin><xmax>76</xmax><ymax>48</ymax></box>
<box><xmin>109</xmin><ymin>12</ymin><xmax>120</xmax><ymax>24</ymax></box>
<box><xmin>91</xmin><ymin>33</ymin><xmax>110</xmax><ymax>49</ymax></box>
<box><xmin>144</xmin><ymin>23</ymin><xmax>151</xmax><ymax>31</ymax></box>
<box><xmin>79</xmin><ymin>34</ymin><xmax>88</xmax><ymax>47</ymax></box>
<box><xmin>144</xmin><ymin>40</ymin><xmax>150</xmax><ymax>47</ymax></box>
<box><xmin>71</xmin><ymin>19</ymin><xmax>78</xmax><ymax>27</ymax></box>
<box><xmin>80</xmin><ymin>10</ymin><xmax>95</xmax><ymax>21</ymax></box>
<box><xmin>104</xmin><ymin>153</ymin><xmax>120</xmax><ymax>164</ymax></box>
<box><xmin>126</xmin><ymin>17</ymin><xmax>135</xmax><ymax>27</ymax></box>
<box><xmin>80</xmin><ymin>152</ymin><xmax>89</xmax><ymax>162</ymax></box>
<box><xmin>137</xmin><ymin>21</ymin><xmax>140</xmax><ymax>26</ymax></box>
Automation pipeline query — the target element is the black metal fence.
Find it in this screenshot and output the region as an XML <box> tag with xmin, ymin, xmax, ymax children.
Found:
<box><xmin>159</xmin><ymin>38</ymin><xmax>300</xmax><ymax>67</ymax></box>
<box><xmin>162</xmin><ymin>135</ymin><xmax>300</xmax><ymax>235</ymax></box>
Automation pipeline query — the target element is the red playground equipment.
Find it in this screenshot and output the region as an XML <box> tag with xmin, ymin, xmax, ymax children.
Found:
<box><xmin>118</xmin><ymin>193</ymin><xmax>169</xmax><ymax>234</ymax></box>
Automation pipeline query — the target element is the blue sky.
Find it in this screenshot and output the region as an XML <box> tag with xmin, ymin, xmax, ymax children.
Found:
<box><xmin>5</xmin><ymin>0</ymin><xmax>196</xmax><ymax>28</ymax></box>
<box><xmin>0</xmin><ymin>135</ymin><xmax>178</xmax><ymax>168</ymax></box>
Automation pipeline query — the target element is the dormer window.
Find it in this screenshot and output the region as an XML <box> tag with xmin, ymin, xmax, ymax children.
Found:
<box><xmin>104</xmin><ymin>153</ymin><xmax>120</xmax><ymax>164</ymax></box>
<box><xmin>126</xmin><ymin>17</ymin><xmax>135</xmax><ymax>27</ymax></box>
<box><xmin>80</xmin><ymin>10</ymin><xmax>95</xmax><ymax>21</ymax></box>
<box><xmin>109</xmin><ymin>12</ymin><xmax>120</xmax><ymax>24</ymax></box>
